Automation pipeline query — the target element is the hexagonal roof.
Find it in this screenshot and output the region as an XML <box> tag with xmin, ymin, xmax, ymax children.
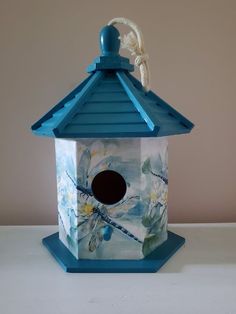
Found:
<box><xmin>31</xmin><ymin>25</ymin><xmax>194</xmax><ymax>138</ymax></box>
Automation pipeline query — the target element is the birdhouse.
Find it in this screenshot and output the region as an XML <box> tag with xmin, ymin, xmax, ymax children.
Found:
<box><xmin>31</xmin><ymin>20</ymin><xmax>194</xmax><ymax>272</ymax></box>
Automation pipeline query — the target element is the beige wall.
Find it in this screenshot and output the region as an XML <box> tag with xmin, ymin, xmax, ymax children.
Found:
<box><xmin>0</xmin><ymin>0</ymin><xmax>235</xmax><ymax>225</ymax></box>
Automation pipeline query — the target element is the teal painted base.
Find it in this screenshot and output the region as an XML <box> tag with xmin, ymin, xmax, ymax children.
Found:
<box><xmin>42</xmin><ymin>231</ymin><xmax>185</xmax><ymax>273</ymax></box>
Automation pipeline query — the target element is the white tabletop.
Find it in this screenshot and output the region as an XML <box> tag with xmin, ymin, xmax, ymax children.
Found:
<box><xmin>0</xmin><ymin>224</ymin><xmax>235</xmax><ymax>314</ymax></box>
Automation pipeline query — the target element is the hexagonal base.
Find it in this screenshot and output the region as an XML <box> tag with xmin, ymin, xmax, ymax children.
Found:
<box><xmin>42</xmin><ymin>231</ymin><xmax>185</xmax><ymax>273</ymax></box>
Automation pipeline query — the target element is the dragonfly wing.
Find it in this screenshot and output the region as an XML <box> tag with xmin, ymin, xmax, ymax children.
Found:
<box><xmin>77</xmin><ymin>213</ymin><xmax>98</xmax><ymax>241</ymax></box>
<box><xmin>77</xmin><ymin>148</ymin><xmax>91</xmax><ymax>187</ymax></box>
<box><xmin>88</xmin><ymin>223</ymin><xmax>104</xmax><ymax>252</ymax></box>
<box><xmin>88</xmin><ymin>233</ymin><xmax>102</xmax><ymax>252</ymax></box>
<box><xmin>88</xmin><ymin>156</ymin><xmax>121</xmax><ymax>178</ymax></box>
<box><xmin>66</xmin><ymin>148</ymin><xmax>92</xmax><ymax>195</ymax></box>
<box><xmin>107</xmin><ymin>195</ymin><xmax>140</xmax><ymax>218</ymax></box>
<box><xmin>163</xmin><ymin>148</ymin><xmax>168</xmax><ymax>178</ymax></box>
<box><xmin>155</xmin><ymin>154</ymin><xmax>163</xmax><ymax>173</ymax></box>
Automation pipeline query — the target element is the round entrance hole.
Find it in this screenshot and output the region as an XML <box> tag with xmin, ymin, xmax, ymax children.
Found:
<box><xmin>91</xmin><ymin>170</ymin><xmax>127</xmax><ymax>205</ymax></box>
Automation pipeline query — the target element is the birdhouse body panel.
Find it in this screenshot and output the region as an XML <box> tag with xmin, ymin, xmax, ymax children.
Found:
<box><xmin>55</xmin><ymin>137</ymin><xmax>168</xmax><ymax>260</ymax></box>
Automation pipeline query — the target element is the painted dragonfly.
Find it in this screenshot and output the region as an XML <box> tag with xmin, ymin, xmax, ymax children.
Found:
<box><xmin>65</xmin><ymin>148</ymin><xmax>143</xmax><ymax>252</ymax></box>
<box><xmin>142</xmin><ymin>157</ymin><xmax>168</xmax><ymax>185</ymax></box>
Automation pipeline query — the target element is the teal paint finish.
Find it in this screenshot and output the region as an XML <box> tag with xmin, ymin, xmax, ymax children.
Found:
<box><xmin>86</xmin><ymin>55</ymin><xmax>134</xmax><ymax>73</ymax></box>
<box><xmin>32</xmin><ymin>71</ymin><xmax>193</xmax><ymax>138</ymax></box>
<box><xmin>42</xmin><ymin>231</ymin><xmax>185</xmax><ymax>273</ymax></box>
<box><xmin>31</xmin><ymin>74</ymin><xmax>94</xmax><ymax>133</ymax></box>
<box><xmin>31</xmin><ymin>25</ymin><xmax>194</xmax><ymax>138</ymax></box>
<box><xmin>87</xmin><ymin>25</ymin><xmax>134</xmax><ymax>72</ymax></box>
<box><xmin>100</xmin><ymin>25</ymin><xmax>120</xmax><ymax>56</ymax></box>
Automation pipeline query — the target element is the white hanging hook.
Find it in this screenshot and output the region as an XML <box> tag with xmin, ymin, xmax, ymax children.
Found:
<box><xmin>108</xmin><ymin>17</ymin><xmax>151</xmax><ymax>92</ymax></box>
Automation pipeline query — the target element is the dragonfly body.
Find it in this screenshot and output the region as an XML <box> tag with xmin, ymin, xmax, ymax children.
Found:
<box><xmin>154</xmin><ymin>172</ymin><xmax>168</xmax><ymax>185</ymax></box>
<box><xmin>93</xmin><ymin>207</ymin><xmax>143</xmax><ymax>244</ymax></box>
<box><xmin>66</xmin><ymin>171</ymin><xmax>143</xmax><ymax>246</ymax></box>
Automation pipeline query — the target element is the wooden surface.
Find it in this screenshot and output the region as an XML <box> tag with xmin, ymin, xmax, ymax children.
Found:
<box><xmin>0</xmin><ymin>224</ymin><xmax>235</xmax><ymax>314</ymax></box>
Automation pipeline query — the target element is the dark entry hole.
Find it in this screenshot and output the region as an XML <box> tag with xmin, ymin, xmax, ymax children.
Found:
<box><xmin>91</xmin><ymin>170</ymin><xmax>127</xmax><ymax>205</ymax></box>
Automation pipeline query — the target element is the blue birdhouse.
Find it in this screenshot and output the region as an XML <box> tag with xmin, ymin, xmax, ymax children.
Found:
<box><xmin>31</xmin><ymin>21</ymin><xmax>194</xmax><ymax>272</ymax></box>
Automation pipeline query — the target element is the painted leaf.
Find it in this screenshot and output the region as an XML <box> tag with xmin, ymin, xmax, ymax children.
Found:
<box><xmin>149</xmin><ymin>208</ymin><xmax>167</xmax><ymax>235</ymax></box>
<box><xmin>67</xmin><ymin>229</ymin><xmax>77</xmax><ymax>251</ymax></box>
<box><xmin>142</xmin><ymin>158</ymin><xmax>151</xmax><ymax>174</ymax></box>
<box><xmin>142</xmin><ymin>202</ymin><xmax>162</xmax><ymax>227</ymax></box>
<box><xmin>88</xmin><ymin>228</ymin><xmax>104</xmax><ymax>252</ymax></box>
<box><xmin>142</xmin><ymin>232</ymin><xmax>166</xmax><ymax>257</ymax></box>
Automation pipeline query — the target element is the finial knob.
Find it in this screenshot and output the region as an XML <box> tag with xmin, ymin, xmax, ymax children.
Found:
<box><xmin>100</xmin><ymin>25</ymin><xmax>120</xmax><ymax>56</ymax></box>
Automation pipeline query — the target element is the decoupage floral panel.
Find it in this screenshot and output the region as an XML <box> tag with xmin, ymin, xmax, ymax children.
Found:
<box><xmin>55</xmin><ymin>138</ymin><xmax>168</xmax><ymax>260</ymax></box>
